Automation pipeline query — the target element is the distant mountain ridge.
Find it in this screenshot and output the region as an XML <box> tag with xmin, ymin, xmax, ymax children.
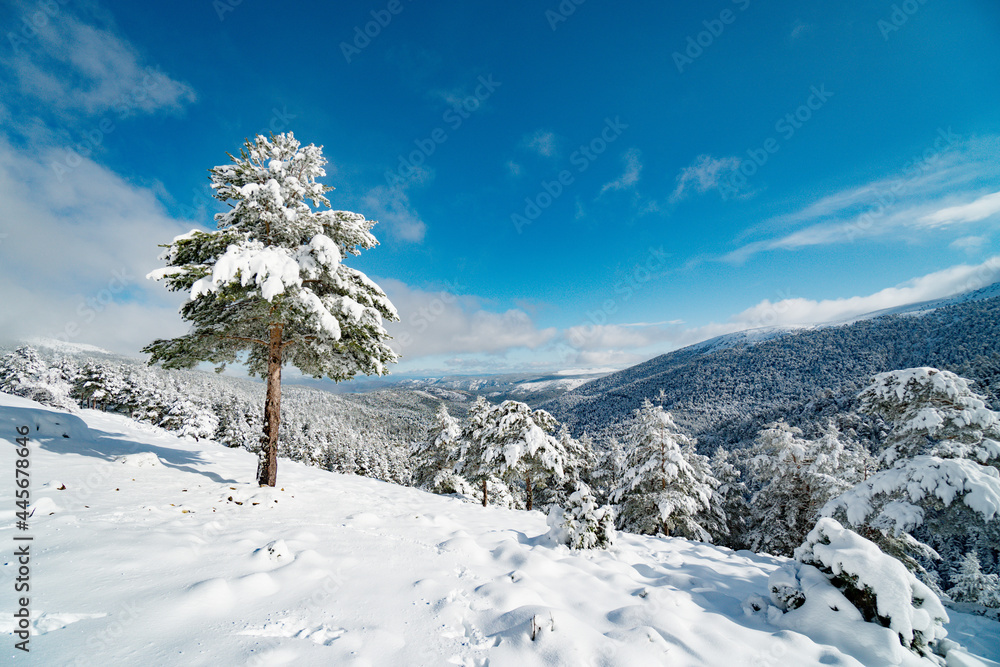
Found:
<box><xmin>542</xmin><ymin>282</ymin><xmax>1000</xmax><ymax>450</ymax></box>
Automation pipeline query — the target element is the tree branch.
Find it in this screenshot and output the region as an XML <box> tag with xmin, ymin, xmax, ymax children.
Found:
<box><xmin>217</xmin><ymin>334</ymin><xmax>268</xmax><ymax>346</ymax></box>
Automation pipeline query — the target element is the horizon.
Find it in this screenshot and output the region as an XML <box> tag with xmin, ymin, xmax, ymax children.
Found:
<box><xmin>2</xmin><ymin>1</ymin><xmax>1000</xmax><ymax>379</ymax></box>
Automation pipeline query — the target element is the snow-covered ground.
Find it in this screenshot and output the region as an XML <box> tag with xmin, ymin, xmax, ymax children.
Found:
<box><xmin>2</xmin><ymin>392</ymin><xmax>998</xmax><ymax>666</ymax></box>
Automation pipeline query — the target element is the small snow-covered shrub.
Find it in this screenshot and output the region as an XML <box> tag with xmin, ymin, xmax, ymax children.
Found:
<box><xmin>794</xmin><ymin>518</ymin><xmax>948</xmax><ymax>660</ymax></box>
<box><xmin>546</xmin><ymin>482</ymin><xmax>615</xmax><ymax>550</ymax></box>
<box><xmin>948</xmin><ymin>552</ymin><xmax>1000</xmax><ymax>608</ymax></box>
<box><xmin>767</xmin><ymin>563</ymin><xmax>805</xmax><ymax>611</ymax></box>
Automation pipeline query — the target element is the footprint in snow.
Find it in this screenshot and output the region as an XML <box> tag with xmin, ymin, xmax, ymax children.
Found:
<box><xmin>239</xmin><ymin>617</ymin><xmax>346</xmax><ymax>646</ymax></box>
<box><xmin>115</xmin><ymin>452</ymin><xmax>161</xmax><ymax>467</ymax></box>
<box><xmin>0</xmin><ymin>611</ymin><xmax>108</xmax><ymax>635</ymax></box>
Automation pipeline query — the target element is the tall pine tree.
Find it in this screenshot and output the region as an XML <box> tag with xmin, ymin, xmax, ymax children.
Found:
<box><xmin>144</xmin><ymin>133</ymin><xmax>398</xmax><ymax>486</ymax></box>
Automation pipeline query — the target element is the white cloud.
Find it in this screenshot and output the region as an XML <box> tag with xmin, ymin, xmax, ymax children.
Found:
<box><xmin>2</xmin><ymin>6</ymin><xmax>196</xmax><ymax>117</ymax></box>
<box><xmin>950</xmin><ymin>235</ymin><xmax>988</xmax><ymax>254</ymax></box>
<box><xmin>0</xmin><ymin>136</ymin><xmax>191</xmax><ymax>352</ymax></box>
<box><xmin>600</xmin><ymin>148</ymin><xmax>642</xmax><ymax>195</ymax></box>
<box><xmin>720</xmin><ymin>257</ymin><xmax>1000</xmax><ymax>330</ymax></box>
<box><xmin>380</xmin><ymin>279</ymin><xmax>558</xmax><ymax>361</ymax></box>
<box><xmin>920</xmin><ymin>190</ymin><xmax>1000</xmax><ymax>227</ymax></box>
<box><xmin>789</xmin><ymin>21</ymin><xmax>812</xmax><ymax>39</ymax></box>
<box><xmin>725</xmin><ymin>135</ymin><xmax>1000</xmax><ymax>262</ymax></box>
<box><xmin>523</xmin><ymin>130</ymin><xmax>558</xmax><ymax>158</ymax></box>
<box><xmin>671</xmin><ymin>154</ymin><xmax>741</xmax><ymax>201</ymax></box>
<box><xmin>555</xmin><ymin>258</ymin><xmax>1000</xmax><ymax>372</ymax></box>
<box><xmin>362</xmin><ymin>185</ymin><xmax>428</xmax><ymax>243</ymax></box>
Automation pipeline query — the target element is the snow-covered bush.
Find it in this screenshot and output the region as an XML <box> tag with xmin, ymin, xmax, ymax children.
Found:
<box><xmin>787</xmin><ymin>518</ymin><xmax>949</xmax><ymax>661</ymax></box>
<box><xmin>537</xmin><ymin>426</ymin><xmax>597</xmax><ymax>510</ymax></box>
<box><xmin>546</xmin><ymin>482</ymin><xmax>615</xmax><ymax>550</ymax></box>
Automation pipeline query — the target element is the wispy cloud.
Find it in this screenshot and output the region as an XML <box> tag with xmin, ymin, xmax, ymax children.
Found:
<box><xmin>950</xmin><ymin>235</ymin><xmax>988</xmax><ymax>254</ymax></box>
<box><xmin>2</xmin><ymin>4</ymin><xmax>196</xmax><ymax>117</ymax></box>
<box><xmin>789</xmin><ymin>21</ymin><xmax>812</xmax><ymax>39</ymax></box>
<box><xmin>362</xmin><ymin>185</ymin><xmax>429</xmax><ymax>243</ymax></box>
<box><xmin>557</xmin><ymin>256</ymin><xmax>1000</xmax><ymax>371</ymax></box>
<box><xmin>920</xmin><ymin>190</ymin><xmax>1000</xmax><ymax>227</ymax></box>
<box><xmin>724</xmin><ymin>135</ymin><xmax>1000</xmax><ymax>262</ymax></box>
<box><xmin>522</xmin><ymin>130</ymin><xmax>558</xmax><ymax>158</ymax></box>
<box><xmin>600</xmin><ymin>148</ymin><xmax>642</xmax><ymax>195</ymax></box>
<box><xmin>671</xmin><ymin>154</ymin><xmax>741</xmax><ymax>201</ymax></box>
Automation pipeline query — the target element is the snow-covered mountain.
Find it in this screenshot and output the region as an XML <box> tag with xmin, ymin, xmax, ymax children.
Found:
<box><xmin>543</xmin><ymin>282</ymin><xmax>1000</xmax><ymax>447</ymax></box>
<box><xmin>3</xmin><ymin>392</ymin><xmax>997</xmax><ymax>665</ymax></box>
<box><xmin>316</xmin><ymin>369</ymin><xmax>614</xmax><ymax>405</ymax></box>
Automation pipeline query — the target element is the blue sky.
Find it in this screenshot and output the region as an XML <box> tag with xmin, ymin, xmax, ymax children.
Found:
<box><xmin>2</xmin><ymin>0</ymin><xmax>1000</xmax><ymax>377</ymax></box>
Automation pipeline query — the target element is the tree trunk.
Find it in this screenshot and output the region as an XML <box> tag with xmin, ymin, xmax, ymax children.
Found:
<box><xmin>257</xmin><ymin>325</ymin><xmax>282</xmax><ymax>487</ymax></box>
<box><xmin>482</xmin><ymin>478</ymin><xmax>488</xmax><ymax>507</ymax></box>
<box><xmin>526</xmin><ymin>474</ymin><xmax>533</xmax><ymax>511</ymax></box>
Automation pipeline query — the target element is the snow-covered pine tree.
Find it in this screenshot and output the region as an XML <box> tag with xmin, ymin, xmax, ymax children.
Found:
<box><xmin>538</xmin><ymin>425</ymin><xmax>596</xmax><ymax>510</ymax></box>
<box><xmin>948</xmin><ymin>552</ymin><xmax>1000</xmax><ymax>607</ymax></box>
<box><xmin>0</xmin><ymin>346</ymin><xmax>75</xmax><ymax>410</ymax></box>
<box><xmin>706</xmin><ymin>446</ymin><xmax>748</xmax><ymax>547</ymax></box>
<box><xmin>467</xmin><ymin>399</ymin><xmax>569</xmax><ymax>511</ymax></box>
<box><xmin>144</xmin><ymin>133</ymin><xmax>399</xmax><ymax>486</ymax></box>
<box><xmin>412</xmin><ymin>404</ymin><xmax>472</xmax><ymax>495</ymax></box>
<box><xmin>745</xmin><ymin>421</ymin><xmax>869</xmax><ymax>556</ymax></box>
<box><xmin>457</xmin><ymin>396</ymin><xmax>500</xmax><ymax>506</ymax></box>
<box><xmin>823</xmin><ymin>368</ymin><xmax>1000</xmax><ymax>573</ymax></box>
<box><xmin>612</xmin><ymin>399</ymin><xmax>717</xmax><ymax>540</ymax></box>
<box><xmin>590</xmin><ymin>436</ymin><xmax>625</xmax><ymax>503</ymax></box>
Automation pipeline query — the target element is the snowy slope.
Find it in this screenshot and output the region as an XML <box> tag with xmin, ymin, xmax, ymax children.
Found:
<box><xmin>2</xmin><ymin>393</ymin><xmax>998</xmax><ymax>666</ymax></box>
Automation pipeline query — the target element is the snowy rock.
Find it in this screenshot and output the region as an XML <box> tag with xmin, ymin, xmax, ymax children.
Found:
<box><xmin>115</xmin><ymin>452</ymin><xmax>162</xmax><ymax>467</ymax></box>
<box><xmin>255</xmin><ymin>539</ymin><xmax>295</xmax><ymax>563</ymax></box>
<box><xmin>29</xmin><ymin>496</ymin><xmax>62</xmax><ymax>516</ymax></box>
